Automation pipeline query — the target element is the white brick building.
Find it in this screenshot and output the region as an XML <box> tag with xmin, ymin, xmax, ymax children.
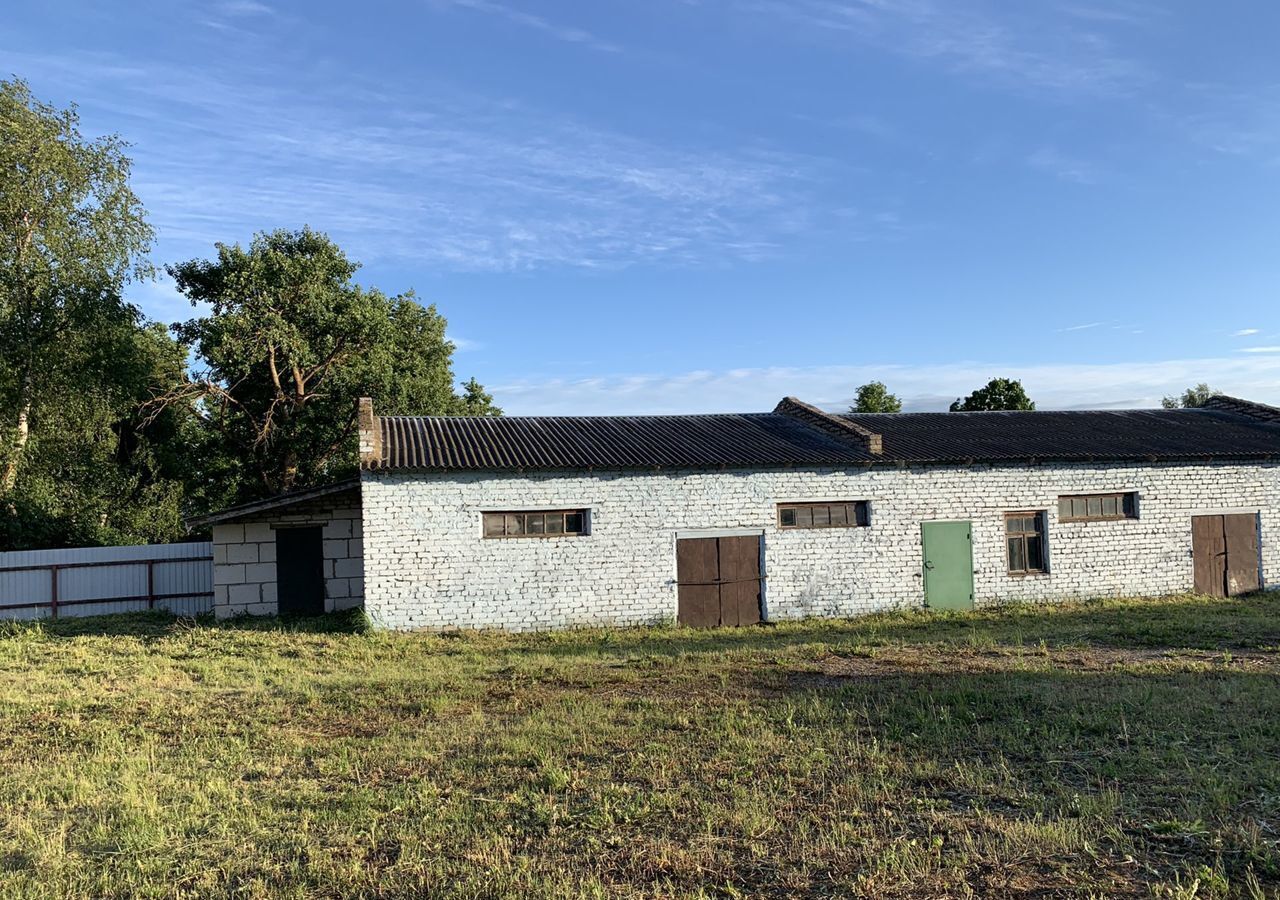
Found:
<box><xmin>194</xmin><ymin>395</ymin><xmax>1280</xmax><ymax>630</ymax></box>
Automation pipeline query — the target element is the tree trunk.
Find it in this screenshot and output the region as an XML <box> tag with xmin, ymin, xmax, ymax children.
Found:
<box><xmin>0</xmin><ymin>372</ymin><xmax>33</xmax><ymax>493</ymax></box>
<box><xmin>280</xmin><ymin>449</ymin><xmax>298</xmax><ymax>493</ymax></box>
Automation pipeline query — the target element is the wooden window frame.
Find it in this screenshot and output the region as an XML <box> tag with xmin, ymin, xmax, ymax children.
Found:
<box><xmin>777</xmin><ymin>501</ymin><xmax>870</xmax><ymax>530</ymax></box>
<box><xmin>1005</xmin><ymin>511</ymin><xmax>1048</xmax><ymax>576</ymax></box>
<box><xmin>1057</xmin><ymin>492</ymin><xmax>1138</xmax><ymax>523</ymax></box>
<box><xmin>482</xmin><ymin>509</ymin><xmax>589</xmax><ymax>539</ymax></box>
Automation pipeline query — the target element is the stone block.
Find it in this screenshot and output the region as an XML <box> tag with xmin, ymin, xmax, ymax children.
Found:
<box><xmin>212</xmin><ymin>523</ymin><xmax>244</xmax><ymax>544</ymax></box>
<box><xmin>323</xmin><ymin>518</ymin><xmax>353</xmax><ymax>539</ymax></box>
<box><xmin>228</xmin><ymin>583</ymin><xmax>260</xmax><ymax>605</ymax></box>
<box><xmin>335</xmin><ymin>557</ymin><xmax>363</xmax><ymax>578</ymax></box>
<box><xmin>323</xmin><ymin>539</ymin><xmax>349</xmax><ymax>560</ymax></box>
<box><xmin>226</xmin><ymin>543</ymin><xmax>259</xmax><ymax>565</ymax></box>
<box><xmin>213</xmin><ymin>564</ymin><xmax>245</xmax><ymax>586</ymax></box>
<box><xmin>245</xmin><ymin>562</ymin><xmax>275</xmax><ymax>584</ymax></box>
<box><xmin>243</xmin><ymin>522</ymin><xmax>274</xmax><ymax>543</ymax></box>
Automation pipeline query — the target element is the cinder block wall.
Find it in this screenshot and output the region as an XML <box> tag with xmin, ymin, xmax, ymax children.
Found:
<box><xmin>211</xmin><ymin>495</ymin><xmax>364</xmax><ymax>618</ymax></box>
<box><xmin>361</xmin><ymin>461</ymin><xmax>1279</xmax><ymax>631</ymax></box>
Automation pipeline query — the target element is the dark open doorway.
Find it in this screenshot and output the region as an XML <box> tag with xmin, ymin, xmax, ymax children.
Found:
<box><xmin>276</xmin><ymin>526</ymin><xmax>326</xmax><ymax>616</ymax></box>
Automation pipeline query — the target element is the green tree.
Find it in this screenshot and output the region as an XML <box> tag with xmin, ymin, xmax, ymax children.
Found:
<box><xmin>1161</xmin><ymin>383</ymin><xmax>1218</xmax><ymax>409</ymax></box>
<box><xmin>950</xmin><ymin>378</ymin><xmax>1036</xmax><ymax>412</ymax></box>
<box><xmin>0</xmin><ymin>308</ymin><xmax>196</xmax><ymax>550</ymax></box>
<box><xmin>0</xmin><ymin>79</ymin><xmax>189</xmax><ymax>550</ymax></box>
<box><xmin>0</xmin><ymin>78</ymin><xmax>153</xmax><ymax>493</ymax></box>
<box><xmin>849</xmin><ymin>381</ymin><xmax>902</xmax><ymax>413</ymax></box>
<box><xmin>168</xmin><ymin>227</ymin><xmax>499</xmax><ymax>503</ymax></box>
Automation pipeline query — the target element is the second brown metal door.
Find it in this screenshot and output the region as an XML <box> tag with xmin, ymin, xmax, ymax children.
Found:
<box><xmin>1192</xmin><ymin>513</ymin><xmax>1260</xmax><ymax>597</ymax></box>
<box><xmin>1224</xmin><ymin>513</ymin><xmax>1261</xmax><ymax>595</ymax></box>
<box><xmin>676</xmin><ymin>535</ymin><xmax>762</xmax><ymax>627</ymax></box>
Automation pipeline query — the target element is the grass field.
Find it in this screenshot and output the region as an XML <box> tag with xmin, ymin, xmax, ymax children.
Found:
<box><xmin>2</xmin><ymin>594</ymin><xmax>1279</xmax><ymax>898</ymax></box>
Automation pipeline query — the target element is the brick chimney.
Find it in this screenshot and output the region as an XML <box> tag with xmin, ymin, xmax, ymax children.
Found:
<box><xmin>357</xmin><ymin>397</ymin><xmax>382</xmax><ymax>467</ymax></box>
<box><xmin>774</xmin><ymin>396</ymin><xmax>883</xmax><ymax>456</ymax></box>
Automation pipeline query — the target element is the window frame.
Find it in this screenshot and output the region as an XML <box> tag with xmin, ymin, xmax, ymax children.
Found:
<box><xmin>776</xmin><ymin>500</ymin><xmax>871</xmax><ymax>530</ymax></box>
<box><xmin>482</xmin><ymin>509</ymin><xmax>589</xmax><ymax>539</ymax></box>
<box><xmin>1057</xmin><ymin>492</ymin><xmax>1138</xmax><ymax>523</ymax></box>
<box><xmin>1005</xmin><ymin>510</ymin><xmax>1048</xmax><ymax>576</ymax></box>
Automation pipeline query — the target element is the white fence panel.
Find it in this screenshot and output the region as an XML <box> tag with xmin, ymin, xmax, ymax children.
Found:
<box><xmin>0</xmin><ymin>542</ymin><xmax>213</xmax><ymax>620</ymax></box>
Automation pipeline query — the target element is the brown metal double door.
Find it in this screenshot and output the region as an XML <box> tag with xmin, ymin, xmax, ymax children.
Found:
<box><xmin>676</xmin><ymin>535</ymin><xmax>762</xmax><ymax>627</ymax></box>
<box><xmin>1192</xmin><ymin>513</ymin><xmax>1260</xmax><ymax>597</ymax></box>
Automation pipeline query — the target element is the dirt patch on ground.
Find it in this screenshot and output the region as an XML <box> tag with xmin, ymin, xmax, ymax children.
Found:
<box><xmin>811</xmin><ymin>645</ymin><xmax>1280</xmax><ymax>680</ymax></box>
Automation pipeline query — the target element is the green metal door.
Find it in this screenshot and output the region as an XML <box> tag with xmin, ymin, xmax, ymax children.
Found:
<box><xmin>921</xmin><ymin>521</ymin><xmax>974</xmax><ymax>610</ymax></box>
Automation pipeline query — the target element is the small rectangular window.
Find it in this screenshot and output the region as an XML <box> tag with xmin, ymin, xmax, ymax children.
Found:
<box><xmin>1057</xmin><ymin>492</ymin><xmax>1138</xmax><ymax>522</ymax></box>
<box><xmin>1006</xmin><ymin>511</ymin><xmax>1047</xmax><ymax>575</ymax></box>
<box><xmin>777</xmin><ymin>501</ymin><xmax>870</xmax><ymax>529</ymax></box>
<box><xmin>483</xmin><ymin>510</ymin><xmax>588</xmax><ymax>538</ymax></box>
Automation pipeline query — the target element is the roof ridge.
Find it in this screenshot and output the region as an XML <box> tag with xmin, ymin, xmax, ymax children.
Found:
<box><xmin>378</xmin><ymin>411</ymin><xmax>781</xmax><ymax>422</ymax></box>
<box><xmin>774</xmin><ymin>396</ymin><xmax>882</xmax><ymax>456</ymax></box>
<box><xmin>1202</xmin><ymin>394</ymin><xmax>1280</xmax><ymax>424</ymax></box>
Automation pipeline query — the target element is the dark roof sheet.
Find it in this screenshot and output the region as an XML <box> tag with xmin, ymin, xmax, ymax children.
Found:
<box><xmin>186</xmin><ymin>479</ymin><xmax>360</xmax><ymax>529</ymax></box>
<box><xmin>373</xmin><ymin>412</ymin><xmax>875</xmax><ymax>470</ymax></box>
<box><xmin>367</xmin><ymin>400</ymin><xmax>1280</xmax><ymax>472</ymax></box>
<box><xmin>840</xmin><ymin>408</ymin><xmax>1280</xmax><ymax>463</ymax></box>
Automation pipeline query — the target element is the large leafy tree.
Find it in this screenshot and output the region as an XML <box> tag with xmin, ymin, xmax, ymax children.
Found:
<box><xmin>0</xmin><ymin>314</ymin><xmax>195</xmax><ymax>549</ymax></box>
<box><xmin>849</xmin><ymin>381</ymin><xmax>902</xmax><ymax>413</ymax></box>
<box><xmin>1161</xmin><ymin>383</ymin><xmax>1218</xmax><ymax>409</ymax></box>
<box><xmin>950</xmin><ymin>378</ymin><xmax>1035</xmax><ymax>412</ymax></box>
<box><xmin>169</xmin><ymin>227</ymin><xmax>499</xmax><ymax>503</ymax></box>
<box><xmin>0</xmin><ymin>78</ymin><xmax>154</xmax><ymax>493</ymax></box>
<box><xmin>0</xmin><ymin>79</ymin><xmax>191</xmax><ymax>550</ymax></box>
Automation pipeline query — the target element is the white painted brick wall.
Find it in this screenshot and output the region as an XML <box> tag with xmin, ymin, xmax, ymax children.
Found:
<box><xmin>360</xmin><ymin>462</ymin><xmax>1279</xmax><ymax>631</ymax></box>
<box><xmin>211</xmin><ymin>493</ymin><xmax>364</xmax><ymax>619</ymax></box>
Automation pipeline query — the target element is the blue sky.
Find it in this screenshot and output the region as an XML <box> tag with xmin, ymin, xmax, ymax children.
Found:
<box><xmin>7</xmin><ymin>0</ymin><xmax>1280</xmax><ymax>413</ymax></box>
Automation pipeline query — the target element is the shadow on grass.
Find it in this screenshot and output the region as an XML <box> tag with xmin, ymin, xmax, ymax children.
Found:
<box><xmin>506</xmin><ymin>592</ymin><xmax>1280</xmax><ymax>661</ymax></box>
<box><xmin>758</xmin><ymin>665</ymin><xmax>1280</xmax><ymax>885</ymax></box>
<box><xmin>1</xmin><ymin>607</ymin><xmax>370</xmax><ymax>639</ymax></box>
<box><xmin>5</xmin><ymin>593</ymin><xmax>1279</xmax><ymax>655</ymax></box>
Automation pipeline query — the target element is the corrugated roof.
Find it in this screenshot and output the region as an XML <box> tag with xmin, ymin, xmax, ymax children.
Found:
<box><xmin>372</xmin><ymin>412</ymin><xmax>875</xmax><ymax>470</ymax></box>
<box><xmin>365</xmin><ymin>398</ymin><xmax>1280</xmax><ymax>472</ymax></box>
<box><xmin>840</xmin><ymin>408</ymin><xmax>1280</xmax><ymax>463</ymax></box>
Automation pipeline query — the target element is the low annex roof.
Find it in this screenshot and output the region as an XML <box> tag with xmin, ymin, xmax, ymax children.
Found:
<box><xmin>359</xmin><ymin>395</ymin><xmax>1280</xmax><ymax>472</ymax></box>
<box><xmin>186</xmin><ymin>479</ymin><xmax>360</xmax><ymax>529</ymax></box>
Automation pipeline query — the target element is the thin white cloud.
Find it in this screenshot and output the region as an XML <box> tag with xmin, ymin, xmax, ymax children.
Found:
<box><xmin>8</xmin><ymin>49</ymin><xmax>872</xmax><ymax>275</ymax></box>
<box><xmin>436</xmin><ymin>0</ymin><xmax>621</xmax><ymax>53</ymax></box>
<box><xmin>124</xmin><ymin>274</ymin><xmax>200</xmax><ymax>322</ymax></box>
<box><xmin>745</xmin><ymin>0</ymin><xmax>1148</xmax><ymax>97</ymax></box>
<box><xmin>1175</xmin><ymin>82</ymin><xmax>1280</xmax><ymax>161</ymax></box>
<box><xmin>1027</xmin><ymin>147</ymin><xmax>1103</xmax><ymax>185</ymax></box>
<box><xmin>1233</xmin><ymin>328</ymin><xmax>1260</xmax><ymax>336</ymax></box>
<box><xmin>489</xmin><ymin>356</ymin><xmax>1280</xmax><ymax>415</ymax></box>
<box><xmin>1239</xmin><ymin>346</ymin><xmax>1280</xmax><ymax>354</ymax></box>
<box><xmin>448</xmin><ymin>335</ymin><xmax>483</xmax><ymax>352</ymax></box>
<box><xmin>218</xmin><ymin>0</ymin><xmax>274</xmax><ymax>16</ymax></box>
<box><xmin>1058</xmin><ymin>321</ymin><xmax>1103</xmax><ymax>332</ymax></box>
<box><xmin>199</xmin><ymin>0</ymin><xmax>279</xmax><ymax>32</ymax></box>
